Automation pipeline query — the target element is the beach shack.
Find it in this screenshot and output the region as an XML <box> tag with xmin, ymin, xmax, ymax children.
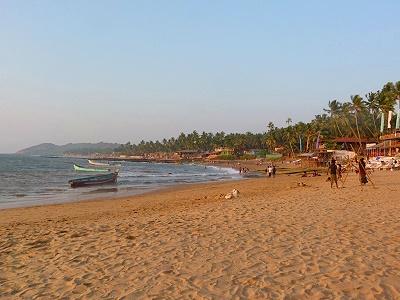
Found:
<box><xmin>205</xmin><ymin>147</ymin><xmax>236</xmax><ymax>160</ymax></box>
<box><xmin>366</xmin><ymin>131</ymin><xmax>400</xmax><ymax>157</ymax></box>
<box><xmin>213</xmin><ymin>147</ymin><xmax>235</xmax><ymax>155</ymax></box>
<box><xmin>331</xmin><ymin>137</ymin><xmax>376</xmax><ymax>154</ymax></box>
<box><xmin>175</xmin><ymin>150</ymin><xmax>205</xmax><ymax>160</ymax></box>
<box><xmin>244</xmin><ymin>149</ymin><xmax>264</xmax><ymax>157</ymax></box>
<box><xmin>315</xmin><ymin>150</ymin><xmax>332</xmax><ymax>167</ymax></box>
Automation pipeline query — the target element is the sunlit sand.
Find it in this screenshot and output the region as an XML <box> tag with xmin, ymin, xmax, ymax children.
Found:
<box><xmin>1</xmin><ymin>171</ymin><xmax>399</xmax><ymax>299</ymax></box>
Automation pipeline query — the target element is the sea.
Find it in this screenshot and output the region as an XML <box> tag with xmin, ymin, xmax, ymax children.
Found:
<box><xmin>0</xmin><ymin>154</ymin><xmax>240</xmax><ymax>209</ymax></box>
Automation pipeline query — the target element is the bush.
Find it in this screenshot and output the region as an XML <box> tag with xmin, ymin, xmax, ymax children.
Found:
<box><xmin>218</xmin><ymin>154</ymin><xmax>236</xmax><ymax>160</ymax></box>
<box><xmin>240</xmin><ymin>154</ymin><xmax>256</xmax><ymax>160</ymax></box>
<box><xmin>255</xmin><ymin>149</ymin><xmax>268</xmax><ymax>158</ymax></box>
<box><xmin>265</xmin><ymin>153</ymin><xmax>283</xmax><ymax>161</ymax></box>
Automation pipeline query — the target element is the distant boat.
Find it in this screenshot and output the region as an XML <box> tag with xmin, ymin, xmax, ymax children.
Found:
<box><xmin>68</xmin><ymin>172</ymin><xmax>118</xmax><ymax>188</ymax></box>
<box><xmin>88</xmin><ymin>159</ymin><xmax>110</xmax><ymax>166</ymax></box>
<box><xmin>74</xmin><ymin>164</ymin><xmax>110</xmax><ymax>172</ymax></box>
<box><xmin>88</xmin><ymin>160</ymin><xmax>122</xmax><ymax>168</ymax></box>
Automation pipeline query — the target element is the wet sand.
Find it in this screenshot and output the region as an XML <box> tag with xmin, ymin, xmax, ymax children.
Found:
<box><xmin>1</xmin><ymin>171</ymin><xmax>399</xmax><ymax>299</ymax></box>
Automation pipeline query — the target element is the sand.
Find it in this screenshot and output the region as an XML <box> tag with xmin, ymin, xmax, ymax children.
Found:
<box><xmin>1</xmin><ymin>171</ymin><xmax>400</xmax><ymax>299</ymax></box>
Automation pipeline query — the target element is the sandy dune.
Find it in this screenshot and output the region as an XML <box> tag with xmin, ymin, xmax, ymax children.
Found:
<box><xmin>1</xmin><ymin>171</ymin><xmax>400</xmax><ymax>299</ymax></box>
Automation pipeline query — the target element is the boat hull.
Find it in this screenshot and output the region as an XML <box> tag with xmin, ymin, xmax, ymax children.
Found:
<box><xmin>88</xmin><ymin>159</ymin><xmax>110</xmax><ymax>166</ymax></box>
<box><xmin>68</xmin><ymin>172</ymin><xmax>118</xmax><ymax>188</ymax></box>
<box><xmin>74</xmin><ymin>164</ymin><xmax>110</xmax><ymax>172</ymax></box>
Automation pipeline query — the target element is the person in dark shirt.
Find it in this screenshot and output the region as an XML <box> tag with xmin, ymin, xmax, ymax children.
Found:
<box><xmin>359</xmin><ymin>157</ymin><xmax>368</xmax><ymax>185</ymax></box>
<box><xmin>328</xmin><ymin>158</ymin><xmax>339</xmax><ymax>188</ymax></box>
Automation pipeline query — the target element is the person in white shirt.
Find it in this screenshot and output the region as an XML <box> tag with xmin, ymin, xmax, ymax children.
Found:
<box><xmin>267</xmin><ymin>165</ymin><xmax>273</xmax><ymax>177</ymax></box>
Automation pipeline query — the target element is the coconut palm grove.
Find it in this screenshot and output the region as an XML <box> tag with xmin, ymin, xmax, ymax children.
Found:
<box><xmin>115</xmin><ymin>81</ymin><xmax>400</xmax><ymax>157</ymax></box>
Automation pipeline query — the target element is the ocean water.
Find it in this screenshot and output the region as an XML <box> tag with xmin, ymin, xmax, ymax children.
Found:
<box><xmin>0</xmin><ymin>154</ymin><xmax>240</xmax><ymax>209</ymax></box>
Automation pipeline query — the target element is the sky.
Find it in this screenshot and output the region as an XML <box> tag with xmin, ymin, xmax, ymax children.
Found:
<box><xmin>1</xmin><ymin>1</ymin><xmax>399</xmax><ymax>153</ymax></box>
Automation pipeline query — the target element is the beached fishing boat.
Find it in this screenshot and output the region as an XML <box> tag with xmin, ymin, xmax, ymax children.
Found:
<box><xmin>68</xmin><ymin>172</ymin><xmax>118</xmax><ymax>188</ymax></box>
<box><xmin>73</xmin><ymin>164</ymin><xmax>110</xmax><ymax>172</ymax></box>
<box><xmin>88</xmin><ymin>159</ymin><xmax>110</xmax><ymax>166</ymax></box>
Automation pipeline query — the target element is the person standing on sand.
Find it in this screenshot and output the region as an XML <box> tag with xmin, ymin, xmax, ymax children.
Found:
<box><xmin>327</xmin><ymin>158</ymin><xmax>339</xmax><ymax>188</ymax></box>
<box><xmin>359</xmin><ymin>157</ymin><xmax>368</xmax><ymax>185</ymax></box>
<box><xmin>272</xmin><ymin>165</ymin><xmax>276</xmax><ymax>177</ymax></box>
<box><xmin>267</xmin><ymin>165</ymin><xmax>273</xmax><ymax>177</ymax></box>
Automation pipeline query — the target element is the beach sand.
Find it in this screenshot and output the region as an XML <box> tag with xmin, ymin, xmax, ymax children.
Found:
<box><xmin>1</xmin><ymin>171</ymin><xmax>400</xmax><ymax>299</ymax></box>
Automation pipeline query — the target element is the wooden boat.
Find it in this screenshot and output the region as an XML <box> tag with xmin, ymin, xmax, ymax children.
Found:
<box><xmin>88</xmin><ymin>159</ymin><xmax>110</xmax><ymax>166</ymax></box>
<box><xmin>74</xmin><ymin>164</ymin><xmax>110</xmax><ymax>172</ymax></box>
<box><xmin>68</xmin><ymin>172</ymin><xmax>118</xmax><ymax>188</ymax></box>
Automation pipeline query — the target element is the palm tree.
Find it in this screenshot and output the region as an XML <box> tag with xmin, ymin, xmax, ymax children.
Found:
<box><xmin>324</xmin><ymin>100</ymin><xmax>344</xmax><ymax>136</ymax></box>
<box><xmin>365</xmin><ymin>92</ymin><xmax>380</xmax><ymax>137</ymax></box>
<box><xmin>350</xmin><ymin>95</ymin><xmax>365</xmax><ymax>140</ymax></box>
<box><xmin>395</xmin><ymin>81</ymin><xmax>400</xmax><ymax>101</ymax></box>
<box><xmin>265</xmin><ymin>122</ymin><xmax>277</xmax><ymax>152</ymax></box>
<box><xmin>301</xmin><ymin>123</ymin><xmax>313</xmax><ymax>152</ymax></box>
<box><xmin>378</xmin><ymin>82</ymin><xmax>397</xmax><ymax>112</ymax></box>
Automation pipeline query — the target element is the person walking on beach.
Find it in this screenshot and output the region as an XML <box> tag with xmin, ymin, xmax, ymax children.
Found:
<box><xmin>328</xmin><ymin>158</ymin><xmax>339</xmax><ymax>188</ymax></box>
<box><xmin>359</xmin><ymin>157</ymin><xmax>368</xmax><ymax>185</ymax></box>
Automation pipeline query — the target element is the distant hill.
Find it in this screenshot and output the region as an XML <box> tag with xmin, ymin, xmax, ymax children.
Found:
<box><xmin>17</xmin><ymin>142</ymin><xmax>121</xmax><ymax>156</ymax></box>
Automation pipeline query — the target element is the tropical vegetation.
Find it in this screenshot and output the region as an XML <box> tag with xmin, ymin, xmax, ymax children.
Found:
<box><xmin>115</xmin><ymin>81</ymin><xmax>400</xmax><ymax>156</ymax></box>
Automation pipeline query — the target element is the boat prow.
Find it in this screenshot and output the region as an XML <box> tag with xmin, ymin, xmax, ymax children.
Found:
<box><xmin>88</xmin><ymin>159</ymin><xmax>110</xmax><ymax>166</ymax></box>
<box><xmin>68</xmin><ymin>172</ymin><xmax>118</xmax><ymax>188</ymax></box>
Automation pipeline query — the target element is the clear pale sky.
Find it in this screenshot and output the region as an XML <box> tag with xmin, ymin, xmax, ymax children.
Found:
<box><xmin>1</xmin><ymin>1</ymin><xmax>399</xmax><ymax>153</ymax></box>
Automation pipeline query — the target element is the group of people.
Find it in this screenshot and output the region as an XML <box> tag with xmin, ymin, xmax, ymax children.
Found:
<box><xmin>239</xmin><ymin>167</ymin><xmax>250</xmax><ymax>174</ymax></box>
<box><xmin>302</xmin><ymin>169</ymin><xmax>321</xmax><ymax>177</ymax></box>
<box><xmin>328</xmin><ymin>157</ymin><xmax>368</xmax><ymax>188</ymax></box>
<box><xmin>265</xmin><ymin>165</ymin><xmax>276</xmax><ymax>177</ymax></box>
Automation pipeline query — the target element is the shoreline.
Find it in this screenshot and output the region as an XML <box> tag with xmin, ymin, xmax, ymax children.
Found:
<box><xmin>0</xmin><ymin>177</ymin><xmax>256</xmax><ymax>229</ymax></box>
<box><xmin>0</xmin><ymin>161</ymin><xmax>242</xmax><ymax>211</ymax></box>
<box><xmin>0</xmin><ymin>176</ymin><xmax>245</xmax><ymax>214</ymax></box>
<box><xmin>0</xmin><ymin>156</ymin><xmax>325</xmax><ymax>211</ymax></box>
<box><xmin>1</xmin><ymin>171</ymin><xmax>400</xmax><ymax>298</ymax></box>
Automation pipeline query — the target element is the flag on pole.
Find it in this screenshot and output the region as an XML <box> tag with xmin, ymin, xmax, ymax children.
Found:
<box><xmin>380</xmin><ymin>111</ymin><xmax>385</xmax><ymax>133</ymax></box>
<box><xmin>388</xmin><ymin>111</ymin><xmax>393</xmax><ymax>129</ymax></box>
<box><xmin>299</xmin><ymin>136</ymin><xmax>303</xmax><ymax>152</ymax></box>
